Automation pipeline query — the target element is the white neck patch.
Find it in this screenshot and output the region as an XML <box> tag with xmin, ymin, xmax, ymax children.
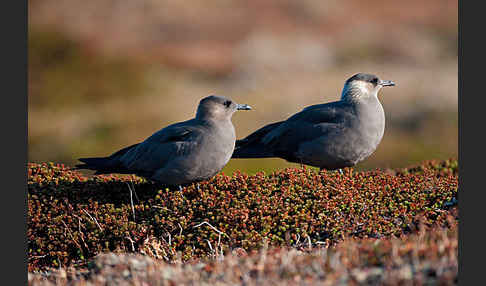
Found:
<box><xmin>341</xmin><ymin>80</ymin><xmax>379</xmax><ymax>101</ymax></box>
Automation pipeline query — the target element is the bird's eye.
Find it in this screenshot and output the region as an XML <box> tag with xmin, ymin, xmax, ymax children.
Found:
<box><xmin>371</xmin><ymin>78</ymin><xmax>378</xmax><ymax>85</ymax></box>
<box><xmin>224</xmin><ymin>100</ymin><xmax>232</xmax><ymax>107</ymax></box>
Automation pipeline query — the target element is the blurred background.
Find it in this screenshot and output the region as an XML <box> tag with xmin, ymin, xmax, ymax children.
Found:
<box><xmin>28</xmin><ymin>0</ymin><xmax>457</xmax><ymax>175</ymax></box>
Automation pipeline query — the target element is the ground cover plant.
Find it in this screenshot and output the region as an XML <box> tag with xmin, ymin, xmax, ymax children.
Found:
<box><xmin>28</xmin><ymin>159</ymin><xmax>457</xmax><ymax>272</ymax></box>
<box><xmin>29</xmin><ymin>220</ymin><xmax>458</xmax><ymax>285</ymax></box>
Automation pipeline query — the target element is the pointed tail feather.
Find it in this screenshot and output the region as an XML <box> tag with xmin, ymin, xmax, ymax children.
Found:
<box><xmin>75</xmin><ymin>157</ymin><xmax>116</xmax><ymax>174</ymax></box>
<box><xmin>75</xmin><ymin>143</ymin><xmax>140</xmax><ymax>174</ymax></box>
<box><xmin>232</xmin><ymin>141</ymin><xmax>275</xmax><ymax>158</ymax></box>
<box><xmin>75</xmin><ymin>157</ymin><xmax>135</xmax><ymax>175</ymax></box>
<box><xmin>232</xmin><ymin>121</ymin><xmax>282</xmax><ymax>159</ymax></box>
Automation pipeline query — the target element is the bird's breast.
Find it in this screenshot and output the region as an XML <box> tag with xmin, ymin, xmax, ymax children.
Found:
<box><xmin>199</xmin><ymin>123</ymin><xmax>235</xmax><ymax>165</ymax></box>
<box><xmin>351</xmin><ymin>100</ymin><xmax>385</xmax><ymax>158</ymax></box>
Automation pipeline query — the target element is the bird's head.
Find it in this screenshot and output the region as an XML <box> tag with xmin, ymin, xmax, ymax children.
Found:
<box><xmin>196</xmin><ymin>95</ymin><xmax>252</xmax><ymax>121</ymax></box>
<box><xmin>341</xmin><ymin>73</ymin><xmax>395</xmax><ymax>101</ymax></box>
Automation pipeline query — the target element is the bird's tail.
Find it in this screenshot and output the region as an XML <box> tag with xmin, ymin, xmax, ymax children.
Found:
<box><xmin>232</xmin><ymin>142</ymin><xmax>274</xmax><ymax>158</ymax></box>
<box><xmin>75</xmin><ymin>157</ymin><xmax>117</xmax><ymax>174</ymax></box>
<box><xmin>75</xmin><ymin>143</ymin><xmax>139</xmax><ymax>174</ymax></box>
<box><xmin>232</xmin><ymin>121</ymin><xmax>282</xmax><ymax>159</ymax></box>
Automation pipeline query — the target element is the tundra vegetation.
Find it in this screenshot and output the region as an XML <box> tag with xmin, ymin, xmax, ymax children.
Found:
<box><xmin>28</xmin><ymin>159</ymin><xmax>458</xmax><ymax>285</ymax></box>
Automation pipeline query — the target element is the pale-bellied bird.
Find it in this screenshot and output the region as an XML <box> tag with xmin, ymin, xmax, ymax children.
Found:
<box><xmin>232</xmin><ymin>73</ymin><xmax>395</xmax><ymax>170</ymax></box>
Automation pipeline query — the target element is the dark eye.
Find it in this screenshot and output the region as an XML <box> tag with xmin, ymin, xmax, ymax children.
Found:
<box><xmin>371</xmin><ymin>78</ymin><xmax>378</xmax><ymax>85</ymax></box>
<box><xmin>224</xmin><ymin>100</ymin><xmax>232</xmax><ymax>108</ymax></box>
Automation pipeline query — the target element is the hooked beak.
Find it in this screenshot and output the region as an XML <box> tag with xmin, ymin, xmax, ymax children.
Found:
<box><xmin>236</xmin><ymin>104</ymin><xmax>252</xmax><ymax>110</ymax></box>
<box><xmin>379</xmin><ymin>80</ymin><xmax>395</xmax><ymax>87</ymax></box>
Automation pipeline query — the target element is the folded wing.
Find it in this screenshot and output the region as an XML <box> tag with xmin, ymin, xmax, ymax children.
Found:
<box><xmin>77</xmin><ymin>120</ymin><xmax>202</xmax><ymax>177</ymax></box>
<box><xmin>232</xmin><ymin>100</ymin><xmax>354</xmax><ymax>162</ymax></box>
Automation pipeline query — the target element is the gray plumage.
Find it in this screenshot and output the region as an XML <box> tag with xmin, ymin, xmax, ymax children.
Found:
<box><xmin>76</xmin><ymin>95</ymin><xmax>251</xmax><ymax>186</ymax></box>
<box><xmin>232</xmin><ymin>73</ymin><xmax>395</xmax><ymax>170</ymax></box>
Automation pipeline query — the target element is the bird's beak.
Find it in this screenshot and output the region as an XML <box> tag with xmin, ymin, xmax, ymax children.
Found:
<box><xmin>379</xmin><ymin>80</ymin><xmax>395</xmax><ymax>87</ymax></box>
<box><xmin>236</xmin><ymin>104</ymin><xmax>252</xmax><ymax>110</ymax></box>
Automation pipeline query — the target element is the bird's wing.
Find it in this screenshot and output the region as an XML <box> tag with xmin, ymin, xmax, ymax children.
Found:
<box><xmin>233</xmin><ymin>121</ymin><xmax>284</xmax><ymax>158</ymax></box>
<box><xmin>261</xmin><ymin>101</ymin><xmax>354</xmax><ymax>156</ymax></box>
<box><xmin>145</xmin><ymin>120</ymin><xmax>199</xmax><ymax>144</ymax></box>
<box><xmin>118</xmin><ymin>120</ymin><xmax>204</xmax><ymax>174</ymax></box>
<box><xmin>288</xmin><ymin>100</ymin><xmax>352</xmax><ymax>124</ymax></box>
<box><xmin>236</xmin><ymin>121</ymin><xmax>284</xmax><ymax>147</ymax></box>
<box><xmin>233</xmin><ymin>100</ymin><xmax>355</xmax><ymax>160</ymax></box>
